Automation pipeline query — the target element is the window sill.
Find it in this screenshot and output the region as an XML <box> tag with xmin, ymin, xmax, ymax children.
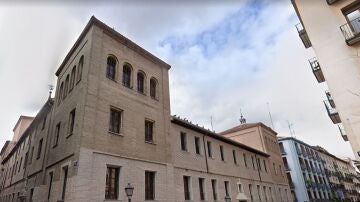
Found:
<box><xmin>195</xmin><ymin>153</ymin><xmax>203</xmax><ymax>157</ymax></box>
<box><xmin>150</xmin><ymin>96</ymin><xmax>159</xmax><ymax>101</ymax></box>
<box><xmin>122</xmin><ymin>84</ymin><xmax>133</xmax><ymax>89</ymax></box>
<box><xmin>66</xmin><ymin>133</ymin><xmax>73</xmax><ymax>139</ymax></box>
<box><xmin>181</xmin><ymin>150</ymin><xmax>190</xmax><ymax>154</ymax></box>
<box><xmin>52</xmin><ymin>144</ymin><xmax>58</xmax><ymax>149</ymax></box>
<box><xmin>107</xmin><ymin>77</ymin><xmax>117</xmax><ymax>83</ymax></box>
<box><xmin>109</xmin><ymin>131</ymin><xmax>124</xmax><ymax>136</ymax></box>
<box><xmin>138</xmin><ymin>91</ymin><xmax>147</xmax><ymax>96</ymax></box>
<box><xmin>145</xmin><ymin>140</ymin><xmax>156</xmax><ymax>145</ymax></box>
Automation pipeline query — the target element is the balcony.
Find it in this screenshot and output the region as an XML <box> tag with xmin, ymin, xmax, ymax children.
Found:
<box><xmin>296</xmin><ymin>23</ymin><xmax>312</xmax><ymax>48</ymax></box>
<box><xmin>325</xmin><ymin>91</ymin><xmax>336</xmax><ymax>108</ymax></box>
<box><xmin>324</xmin><ymin>100</ymin><xmax>341</xmax><ymax>124</ymax></box>
<box><xmin>338</xmin><ymin>124</ymin><xmax>349</xmax><ymax>142</ymax></box>
<box><xmin>309</xmin><ymin>58</ymin><xmax>325</xmax><ymax>83</ymax></box>
<box><xmin>340</xmin><ymin>17</ymin><xmax>360</xmax><ymax>45</ymax></box>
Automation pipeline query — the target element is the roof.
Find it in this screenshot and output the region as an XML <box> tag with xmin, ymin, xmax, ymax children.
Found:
<box><xmin>55</xmin><ymin>16</ymin><xmax>171</xmax><ymax>76</ymax></box>
<box><xmin>171</xmin><ymin>116</ymin><xmax>269</xmax><ymax>157</ymax></box>
<box><xmin>219</xmin><ymin>122</ymin><xmax>277</xmax><ymax>136</ymax></box>
<box><xmin>12</xmin><ymin>115</ymin><xmax>34</xmax><ymax>132</ymax></box>
<box><xmin>2</xmin><ymin>98</ymin><xmax>54</xmax><ymax>164</ymax></box>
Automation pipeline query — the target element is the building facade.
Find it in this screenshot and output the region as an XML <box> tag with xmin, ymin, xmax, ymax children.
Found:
<box><xmin>292</xmin><ymin>0</ymin><xmax>360</xmax><ymax>160</ymax></box>
<box><xmin>0</xmin><ymin>17</ymin><xmax>291</xmax><ymax>202</ymax></box>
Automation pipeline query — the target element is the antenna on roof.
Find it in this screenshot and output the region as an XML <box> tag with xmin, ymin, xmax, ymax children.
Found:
<box><xmin>48</xmin><ymin>85</ymin><xmax>54</xmax><ymax>98</ymax></box>
<box><xmin>239</xmin><ymin>109</ymin><xmax>246</xmax><ymax>124</ymax></box>
<box><xmin>287</xmin><ymin>120</ymin><xmax>296</xmax><ymax>138</ymax></box>
<box><xmin>267</xmin><ymin>102</ymin><xmax>275</xmax><ymax>130</ymax></box>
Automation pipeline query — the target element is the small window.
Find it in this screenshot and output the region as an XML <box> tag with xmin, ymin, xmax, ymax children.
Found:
<box><xmin>194</xmin><ymin>137</ymin><xmax>201</xmax><ymax>155</ymax></box>
<box><xmin>251</xmin><ymin>156</ymin><xmax>255</xmax><ymax>169</ymax></box>
<box><xmin>54</xmin><ymin>123</ymin><xmax>61</xmax><ymax>147</ymax></box>
<box><xmin>63</xmin><ymin>75</ymin><xmax>70</xmax><ymax>99</ymax></box>
<box><xmin>77</xmin><ymin>56</ymin><xmax>84</xmax><ymax>83</ymax></box>
<box><xmin>180</xmin><ymin>132</ymin><xmax>187</xmax><ymax>151</ymax></box>
<box><xmin>70</xmin><ymin>66</ymin><xmax>76</xmax><ymax>90</ymax></box>
<box><xmin>145</xmin><ymin>171</ymin><xmax>155</xmax><ymax>200</ymax></box>
<box><xmin>243</xmin><ymin>153</ymin><xmax>248</xmax><ymax>167</ymax></box>
<box><xmin>48</xmin><ymin>172</ymin><xmax>53</xmax><ymax>200</ymax></box>
<box><xmin>220</xmin><ymin>145</ymin><xmax>225</xmax><ymax>161</ymax></box>
<box><xmin>106</xmin><ymin>56</ymin><xmax>117</xmax><ymax>80</ymax></box>
<box><xmin>36</xmin><ymin>139</ymin><xmax>43</xmax><ymax>160</ymax></box>
<box><xmin>123</xmin><ymin>64</ymin><xmax>132</xmax><ymax>88</ymax></box>
<box><xmin>256</xmin><ymin>158</ymin><xmax>262</xmax><ymax>171</ymax></box>
<box><xmin>105</xmin><ymin>166</ymin><xmax>119</xmax><ymax>200</ymax></box>
<box><xmin>109</xmin><ymin>108</ymin><xmax>122</xmax><ymax>134</ymax></box>
<box><xmin>145</xmin><ymin>120</ymin><xmax>154</xmax><ymax>143</ymax></box>
<box><xmin>199</xmin><ymin>178</ymin><xmax>205</xmax><ymax>200</ymax></box>
<box><xmin>183</xmin><ymin>176</ymin><xmax>191</xmax><ymax>200</ymax></box>
<box><xmin>232</xmin><ymin>150</ymin><xmax>237</xmax><ymax>165</ymax></box>
<box><xmin>41</xmin><ymin>116</ymin><xmax>47</xmax><ymax>130</ymax></box>
<box><xmin>224</xmin><ymin>181</ymin><xmax>230</xmax><ymax>196</ymax></box>
<box><xmin>150</xmin><ymin>78</ymin><xmax>157</xmax><ymax>99</ymax></box>
<box><xmin>68</xmin><ymin>109</ymin><xmax>76</xmax><ymax>136</ymax></box>
<box><xmin>61</xmin><ymin>166</ymin><xmax>68</xmax><ymax>200</ymax></box>
<box><xmin>238</xmin><ymin>184</ymin><xmax>243</xmax><ymax>193</ymax></box>
<box><xmin>58</xmin><ymin>82</ymin><xmax>64</xmax><ymax>104</ymax></box>
<box><xmin>211</xmin><ymin>179</ymin><xmax>217</xmax><ymax>200</ymax></box>
<box><xmin>263</xmin><ymin>160</ymin><xmax>267</xmax><ymax>172</ymax></box>
<box><xmin>207</xmin><ymin>141</ymin><xmax>212</xmax><ymax>158</ymax></box>
<box><xmin>137</xmin><ymin>71</ymin><xmax>145</xmax><ymax>93</ymax></box>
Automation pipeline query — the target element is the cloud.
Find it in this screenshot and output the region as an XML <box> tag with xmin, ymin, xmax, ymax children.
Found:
<box><xmin>0</xmin><ymin>1</ymin><xmax>354</xmax><ymax>159</ymax></box>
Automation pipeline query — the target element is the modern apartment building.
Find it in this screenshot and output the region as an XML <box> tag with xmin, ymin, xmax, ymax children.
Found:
<box><xmin>292</xmin><ymin>0</ymin><xmax>360</xmax><ymax>160</ymax></box>
<box><xmin>0</xmin><ymin>17</ymin><xmax>291</xmax><ymax>202</ymax></box>
<box><xmin>278</xmin><ymin>137</ymin><xmax>331</xmax><ymax>202</ymax></box>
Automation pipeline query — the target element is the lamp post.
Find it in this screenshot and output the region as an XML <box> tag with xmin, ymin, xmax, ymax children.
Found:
<box><xmin>124</xmin><ymin>183</ymin><xmax>134</xmax><ymax>202</ymax></box>
<box><xmin>225</xmin><ymin>195</ymin><xmax>231</xmax><ymax>202</ymax></box>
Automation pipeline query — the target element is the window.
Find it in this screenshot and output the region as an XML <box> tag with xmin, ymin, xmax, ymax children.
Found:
<box><xmin>183</xmin><ymin>176</ymin><xmax>191</xmax><ymax>200</ymax></box>
<box><xmin>224</xmin><ymin>181</ymin><xmax>230</xmax><ymax>196</ymax></box>
<box><xmin>58</xmin><ymin>82</ymin><xmax>64</xmax><ymax>104</ymax></box>
<box><xmin>194</xmin><ymin>137</ymin><xmax>201</xmax><ymax>155</ymax></box>
<box><xmin>243</xmin><ymin>153</ymin><xmax>248</xmax><ymax>167</ymax></box>
<box><xmin>251</xmin><ymin>156</ymin><xmax>255</xmax><ymax>169</ymax></box>
<box><xmin>249</xmin><ymin>184</ymin><xmax>253</xmax><ymax>201</ymax></box>
<box><xmin>238</xmin><ymin>184</ymin><xmax>243</xmax><ymax>193</ymax></box>
<box><xmin>211</xmin><ymin>179</ymin><xmax>217</xmax><ymax>200</ymax></box>
<box><xmin>24</xmin><ymin>152</ymin><xmax>28</xmax><ymax>168</ymax></box>
<box><xmin>18</xmin><ymin>158</ymin><xmax>22</xmax><ymax>172</ymax></box>
<box><xmin>207</xmin><ymin>141</ymin><xmax>212</xmax><ymax>158</ymax></box>
<box><xmin>48</xmin><ymin>172</ymin><xmax>53</xmax><ymax>200</ymax></box>
<box><xmin>220</xmin><ymin>146</ymin><xmax>225</xmax><ymax>161</ymax></box>
<box><xmin>77</xmin><ymin>55</ymin><xmax>84</xmax><ymax>82</ymax></box>
<box><xmin>106</xmin><ymin>56</ymin><xmax>116</xmax><ymax>80</ymax></box>
<box><xmin>256</xmin><ymin>158</ymin><xmax>262</xmax><ymax>171</ymax></box>
<box><xmin>70</xmin><ymin>66</ymin><xmax>76</xmax><ymax>90</ymax></box>
<box><xmin>137</xmin><ymin>71</ymin><xmax>145</xmax><ymax>93</ymax></box>
<box><xmin>61</xmin><ymin>166</ymin><xmax>68</xmax><ymax>200</ymax></box>
<box><xmin>68</xmin><ymin>109</ymin><xmax>76</xmax><ymax>136</ymax></box>
<box><xmin>29</xmin><ymin>147</ymin><xmax>34</xmax><ymax>164</ymax></box>
<box><xmin>30</xmin><ymin>188</ymin><xmax>34</xmax><ymax>202</ymax></box>
<box><xmin>42</xmin><ymin>116</ymin><xmax>46</xmax><ymax>130</ymax></box>
<box><xmin>150</xmin><ymin>78</ymin><xmax>157</xmax><ymax>99</ymax></box>
<box><xmin>64</xmin><ymin>75</ymin><xmax>69</xmax><ymax>98</ymax></box>
<box><xmin>122</xmin><ymin>64</ymin><xmax>132</xmax><ymax>87</ymax></box>
<box><xmin>145</xmin><ymin>171</ymin><xmax>155</xmax><ymax>200</ymax></box>
<box><xmin>199</xmin><ymin>178</ymin><xmax>205</xmax><ymax>200</ymax></box>
<box><xmin>36</xmin><ymin>139</ymin><xmax>43</xmax><ymax>160</ymax></box>
<box><xmin>263</xmin><ymin>160</ymin><xmax>267</xmax><ymax>172</ymax></box>
<box><xmin>54</xmin><ymin>123</ymin><xmax>61</xmax><ymax>147</ymax></box>
<box><xmin>109</xmin><ymin>108</ymin><xmax>122</xmax><ymax>134</ymax></box>
<box><xmin>257</xmin><ymin>185</ymin><xmax>261</xmax><ymax>201</ymax></box>
<box><xmin>233</xmin><ymin>150</ymin><xmax>237</xmax><ymax>164</ymax></box>
<box><xmin>145</xmin><ymin>120</ymin><xmax>154</xmax><ymax>143</ymax></box>
<box><xmin>105</xmin><ymin>166</ymin><xmax>119</xmax><ymax>200</ymax></box>
<box><xmin>180</xmin><ymin>132</ymin><xmax>187</xmax><ymax>151</ymax></box>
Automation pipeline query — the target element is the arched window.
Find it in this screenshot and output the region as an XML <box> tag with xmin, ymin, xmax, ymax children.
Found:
<box><xmin>106</xmin><ymin>56</ymin><xmax>117</xmax><ymax>80</ymax></box>
<box><xmin>150</xmin><ymin>78</ymin><xmax>157</xmax><ymax>99</ymax></box>
<box><xmin>137</xmin><ymin>71</ymin><xmax>145</xmax><ymax>93</ymax></box>
<box><xmin>70</xmin><ymin>66</ymin><xmax>76</xmax><ymax>90</ymax></box>
<box><xmin>58</xmin><ymin>82</ymin><xmax>64</xmax><ymax>104</ymax></box>
<box><xmin>63</xmin><ymin>75</ymin><xmax>69</xmax><ymax>100</ymax></box>
<box><xmin>77</xmin><ymin>55</ymin><xmax>84</xmax><ymax>83</ymax></box>
<box><xmin>122</xmin><ymin>64</ymin><xmax>132</xmax><ymax>88</ymax></box>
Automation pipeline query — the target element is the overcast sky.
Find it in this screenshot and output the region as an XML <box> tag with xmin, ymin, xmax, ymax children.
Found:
<box><xmin>0</xmin><ymin>0</ymin><xmax>354</xmax><ymax>158</ymax></box>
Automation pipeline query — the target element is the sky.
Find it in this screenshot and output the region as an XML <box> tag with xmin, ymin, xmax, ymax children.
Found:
<box><xmin>0</xmin><ymin>0</ymin><xmax>355</xmax><ymax>159</ymax></box>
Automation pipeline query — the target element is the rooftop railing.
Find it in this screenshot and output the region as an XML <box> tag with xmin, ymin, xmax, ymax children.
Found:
<box><xmin>340</xmin><ymin>17</ymin><xmax>360</xmax><ymax>45</ymax></box>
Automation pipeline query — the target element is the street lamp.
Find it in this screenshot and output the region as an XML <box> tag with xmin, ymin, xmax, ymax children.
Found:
<box><xmin>225</xmin><ymin>195</ymin><xmax>231</xmax><ymax>202</ymax></box>
<box><xmin>124</xmin><ymin>183</ymin><xmax>134</xmax><ymax>202</ymax></box>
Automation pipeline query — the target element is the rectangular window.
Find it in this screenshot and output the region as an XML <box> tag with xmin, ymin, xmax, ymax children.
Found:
<box><xmin>233</xmin><ymin>150</ymin><xmax>237</xmax><ymax>164</ymax></box>
<box><xmin>199</xmin><ymin>178</ymin><xmax>205</xmax><ymax>200</ymax></box>
<box><xmin>54</xmin><ymin>122</ymin><xmax>61</xmax><ymax>147</ymax></box>
<box><xmin>257</xmin><ymin>185</ymin><xmax>261</xmax><ymax>201</ymax></box>
<box><xmin>220</xmin><ymin>145</ymin><xmax>225</xmax><ymax>161</ymax></box>
<box><xmin>183</xmin><ymin>176</ymin><xmax>191</xmax><ymax>200</ymax></box>
<box><xmin>194</xmin><ymin>137</ymin><xmax>201</xmax><ymax>155</ymax></box>
<box><xmin>24</xmin><ymin>152</ymin><xmax>28</xmax><ymax>168</ymax></box>
<box><xmin>145</xmin><ymin>171</ymin><xmax>155</xmax><ymax>200</ymax></box>
<box><xmin>30</xmin><ymin>188</ymin><xmax>34</xmax><ymax>202</ymax></box>
<box><xmin>29</xmin><ymin>147</ymin><xmax>34</xmax><ymax>164</ymax></box>
<box><xmin>238</xmin><ymin>184</ymin><xmax>243</xmax><ymax>193</ymax></box>
<box><xmin>249</xmin><ymin>184</ymin><xmax>253</xmax><ymax>201</ymax></box>
<box><xmin>263</xmin><ymin>160</ymin><xmax>267</xmax><ymax>172</ymax></box>
<box><xmin>105</xmin><ymin>166</ymin><xmax>119</xmax><ymax>200</ymax></box>
<box><xmin>61</xmin><ymin>166</ymin><xmax>68</xmax><ymax>200</ymax></box>
<box><xmin>256</xmin><ymin>158</ymin><xmax>262</xmax><ymax>171</ymax></box>
<box><xmin>18</xmin><ymin>158</ymin><xmax>22</xmax><ymax>172</ymax></box>
<box><xmin>42</xmin><ymin>116</ymin><xmax>47</xmax><ymax>130</ymax></box>
<box><xmin>180</xmin><ymin>132</ymin><xmax>187</xmax><ymax>151</ymax></box>
<box><xmin>68</xmin><ymin>109</ymin><xmax>76</xmax><ymax>136</ymax></box>
<box><xmin>145</xmin><ymin>120</ymin><xmax>154</xmax><ymax>143</ymax></box>
<box><xmin>48</xmin><ymin>172</ymin><xmax>53</xmax><ymax>200</ymax></box>
<box><xmin>109</xmin><ymin>108</ymin><xmax>122</xmax><ymax>134</ymax></box>
<box><xmin>263</xmin><ymin>186</ymin><xmax>267</xmax><ymax>202</ymax></box>
<box><xmin>251</xmin><ymin>156</ymin><xmax>255</xmax><ymax>169</ymax></box>
<box><xmin>211</xmin><ymin>179</ymin><xmax>217</xmax><ymax>200</ymax></box>
<box><xmin>224</xmin><ymin>181</ymin><xmax>230</xmax><ymax>196</ymax></box>
<box><xmin>243</xmin><ymin>153</ymin><xmax>248</xmax><ymax>167</ymax></box>
<box><xmin>207</xmin><ymin>141</ymin><xmax>212</xmax><ymax>158</ymax></box>
<box><xmin>36</xmin><ymin>139</ymin><xmax>43</xmax><ymax>160</ymax></box>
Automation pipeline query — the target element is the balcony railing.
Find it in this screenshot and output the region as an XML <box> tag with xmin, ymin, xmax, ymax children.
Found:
<box><xmin>340</xmin><ymin>17</ymin><xmax>360</xmax><ymax>45</ymax></box>
<box><xmin>296</xmin><ymin>23</ymin><xmax>312</xmax><ymax>48</ymax></box>
<box><xmin>338</xmin><ymin>124</ymin><xmax>349</xmax><ymax>142</ymax></box>
<box><xmin>325</xmin><ymin>91</ymin><xmax>336</xmax><ymax>108</ymax></box>
<box><xmin>309</xmin><ymin>58</ymin><xmax>325</xmax><ymax>83</ymax></box>
<box><xmin>324</xmin><ymin>100</ymin><xmax>341</xmax><ymax>124</ymax></box>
